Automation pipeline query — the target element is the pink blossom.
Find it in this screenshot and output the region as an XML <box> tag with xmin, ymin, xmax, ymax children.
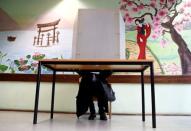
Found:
<box><xmin>19</xmin><ymin>58</ymin><xmax>24</xmax><ymax>61</ymax></box>
<box><xmin>168</xmin><ymin>0</ymin><xmax>175</xmax><ymax>3</ymax></box>
<box><xmin>179</xmin><ymin>8</ymin><xmax>184</xmax><ymax>13</ymax></box>
<box><xmin>184</xmin><ymin>2</ymin><xmax>191</xmax><ymax>7</ymax></box>
<box><xmin>188</xmin><ymin>2</ymin><xmax>191</xmax><ymax>7</ymax></box>
<box><xmin>154</xmin><ymin>22</ymin><xmax>160</xmax><ymax>27</ymax></box>
<box><xmin>127</xmin><ymin>1</ymin><xmax>133</xmax><ymax>6</ymax></box>
<box><xmin>151</xmin><ymin>34</ymin><xmax>157</xmax><ymax>39</ymax></box>
<box><xmin>160</xmin><ymin>39</ymin><xmax>167</xmax><ymax>48</ymax></box>
<box><xmin>183</xmin><ymin>18</ymin><xmax>189</xmax><ymax>22</ymax></box>
<box><xmin>132</xmin><ymin>7</ymin><xmax>138</xmax><ymax>12</ymax></box>
<box><xmin>33</xmin><ymin>52</ymin><xmax>41</xmax><ymax>57</ymax></box>
<box><xmin>150</xmin><ymin>2</ymin><xmax>156</xmax><ymax>8</ymax></box>
<box><xmin>19</xmin><ymin>58</ymin><xmax>25</xmax><ymax>65</ymax></box>
<box><xmin>153</xmin><ymin>16</ymin><xmax>160</xmax><ymax>22</ymax></box>
<box><xmin>184</xmin><ymin>13</ymin><xmax>188</xmax><ymax>17</ymax></box>
<box><xmin>126</xmin><ymin>17</ymin><xmax>133</xmax><ymax>23</ymax></box>
<box><xmin>158</xmin><ymin>9</ymin><xmax>168</xmax><ymax>17</ymax></box>
<box><xmin>188</xmin><ymin>13</ymin><xmax>191</xmax><ymax>17</ymax></box>
<box><xmin>162</xmin><ymin>63</ymin><xmax>181</xmax><ymax>75</ymax></box>
<box><xmin>160</xmin><ymin>0</ymin><xmax>165</xmax><ymax>3</ymax></box>
<box><xmin>184</xmin><ymin>13</ymin><xmax>191</xmax><ymax>18</ymax></box>
<box><xmin>138</xmin><ymin>5</ymin><xmax>144</xmax><ymax>10</ymax></box>
<box><xmin>125</xmin><ymin>13</ymin><xmax>129</xmax><ymax>17</ymax></box>
<box><xmin>154</xmin><ymin>28</ymin><xmax>162</xmax><ymax>35</ymax></box>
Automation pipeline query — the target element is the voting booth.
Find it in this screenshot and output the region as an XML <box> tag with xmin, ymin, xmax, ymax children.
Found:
<box><xmin>72</xmin><ymin>9</ymin><xmax>126</xmax><ymax>59</ymax></box>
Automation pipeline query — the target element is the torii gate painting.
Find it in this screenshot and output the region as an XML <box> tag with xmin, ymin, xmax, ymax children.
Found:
<box><xmin>33</xmin><ymin>19</ymin><xmax>60</xmax><ymax>47</ymax></box>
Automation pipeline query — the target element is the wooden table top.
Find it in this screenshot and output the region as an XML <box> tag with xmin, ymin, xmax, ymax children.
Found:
<box><xmin>39</xmin><ymin>59</ymin><xmax>153</xmax><ymax>72</ymax></box>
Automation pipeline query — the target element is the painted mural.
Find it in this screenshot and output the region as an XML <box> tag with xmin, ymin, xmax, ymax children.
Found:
<box><xmin>0</xmin><ymin>0</ymin><xmax>191</xmax><ymax>75</ymax></box>
<box><xmin>120</xmin><ymin>0</ymin><xmax>191</xmax><ymax>75</ymax></box>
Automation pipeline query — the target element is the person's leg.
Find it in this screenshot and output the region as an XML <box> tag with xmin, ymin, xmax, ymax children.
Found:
<box><xmin>96</xmin><ymin>71</ymin><xmax>112</xmax><ymax>120</ymax></box>
<box><xmin>97</xmin><ymin>98</ymin><xmax>108</xmax><ymax>120</ymax></box>
<box><xmin>96</xmin><ymin>81</ymin><xmax>108</xmax><ymax>120</ymax></box>
<box><xmin>88</xmin><ymin>99</ymin><xmax>96</xmax><ymax>120</ymax></box>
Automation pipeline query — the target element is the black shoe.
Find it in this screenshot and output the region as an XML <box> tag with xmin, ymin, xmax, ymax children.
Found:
<box><xmin>88</xmin><ymin>114</ymin><xmax>96</xmax><ymax>120</ymax></box>
<box><xmin>100</xmin><ymin>113</ymin><xmax>107</xmax><ymax>121</ymax></box>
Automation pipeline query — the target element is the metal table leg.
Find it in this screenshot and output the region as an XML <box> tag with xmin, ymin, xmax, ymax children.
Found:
<box><xmin>33</xmin><ymin>62</ymin><xmax>42</xmax><ymax>124</ymax></box>
<box><xmin>141</xmin><ymin>71</ymin><xmax>145</xmax><ymax>122</ymax></box>
<box><xmin>51</xmin><ymin>70</ymin><xmax>56</xmax><ymax>119</ymax></box>
<box><xmin>150</xmin><ymin>63</ymin><xmax>156</xmax><ymax>128</ymax></box>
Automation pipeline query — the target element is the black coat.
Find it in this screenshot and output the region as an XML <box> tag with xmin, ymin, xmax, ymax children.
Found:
<box><xmin>76</xmin><ymin>71</ymin><xmax>112</xmax><ymax>117</ymax></box>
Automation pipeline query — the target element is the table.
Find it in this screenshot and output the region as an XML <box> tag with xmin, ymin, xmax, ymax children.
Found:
<box><xmin>33</xmin><ymin>59</ymin><xmax>156</xmax><ymax>128</ymax></box>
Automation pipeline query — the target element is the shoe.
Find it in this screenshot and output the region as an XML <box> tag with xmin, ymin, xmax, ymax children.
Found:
<box><xmin>100</xmin><ymin>113</ymin><xmax>107</xmax><ymax>120</ymax></box>
<box><xmin>88</xmin><ymin>114</ymin><xmax>96</xmax><ymax>120</ymax></box>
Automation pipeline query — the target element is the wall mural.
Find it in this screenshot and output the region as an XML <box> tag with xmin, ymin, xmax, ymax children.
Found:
<box><xmin>120</xmin><ymin>0</ymin><xmax>191</xmax><ymax>75</ymax></box>
<box><xmin>0</xmin><ymin>0</ymin><xmax>191</xmax><ymax>75</ymax></box>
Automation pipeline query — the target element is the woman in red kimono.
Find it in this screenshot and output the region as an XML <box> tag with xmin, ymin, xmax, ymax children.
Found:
<box><xmin>135</xmin><ymin>18</ymin><xmax>151</xmax><ymax>59</ymax></box>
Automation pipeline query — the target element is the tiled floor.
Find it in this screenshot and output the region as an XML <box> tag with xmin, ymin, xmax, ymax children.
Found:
<box><xmin>0</xmin><ymin>111</ymin><xmax>191</xmax><ymax>131</ymax></box>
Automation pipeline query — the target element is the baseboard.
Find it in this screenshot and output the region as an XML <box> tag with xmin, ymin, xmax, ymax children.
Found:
<box><xmin>0</xmin><ymin>109</ymin><xmax>191</xmax><ymax>116</ymax></box>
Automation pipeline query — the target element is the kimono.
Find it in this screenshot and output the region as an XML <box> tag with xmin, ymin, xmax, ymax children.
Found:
<box><xmin>136</xmin><ymin>24</ymin><xmax>151</xmax><ymax>59</ymax></box>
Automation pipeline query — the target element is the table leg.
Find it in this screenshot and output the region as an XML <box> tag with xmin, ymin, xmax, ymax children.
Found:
<box><xmin>141</xmin><ymin>71</ymin><xmax>145</xmax><ymax>122</ymax></box>
<box><xmin>150</xmin><ymin>63</ymin><xmax>156</xmax><ymax>128</ymax></box>
<box><xmin>51</xmin><ymin>70</ymin><xmax>56</xmax><ymax>119</ymax></box>
<box><xmin>33</xmin><ymin>62</ymin><xmax>42</xmax><ymax>124</ymax></box>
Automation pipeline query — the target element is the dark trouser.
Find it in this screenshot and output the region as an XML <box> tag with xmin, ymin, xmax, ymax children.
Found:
<box><xmin>77</xmin><ymin>71</ymin><xmax>112</xmax><ymax>115</ymax></box>
<box><xmin>89</xmin><ymin>88</ymin><xmax>108</xmax><ymax>115</ymax></box>
<box><xmin>89</xmin><ymin>101</ymin><xmax>106</xmax><ymax>115</ymax></box>
<box><xmin>89</xmin><ymin>101</ymin><xmax>96</xmax><ymax>114</ymax></box>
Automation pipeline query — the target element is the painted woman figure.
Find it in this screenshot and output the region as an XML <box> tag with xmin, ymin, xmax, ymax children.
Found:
<box><xmin>135</xmin><ymin>18</ymin><xmax>151</xmax><ymax>59</ymax></box>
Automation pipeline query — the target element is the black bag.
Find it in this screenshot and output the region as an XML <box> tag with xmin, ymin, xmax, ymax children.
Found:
<box><xmin>101</xmin><ymin>82</ymin><xmax>116</xmax><ymax>102</ymax></box>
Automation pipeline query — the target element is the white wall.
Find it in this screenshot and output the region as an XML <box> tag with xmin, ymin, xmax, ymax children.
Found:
<box><xmin>0</xmin><ymin>81</ymin><xmax>191</xmax><ymax>115</ymax></box>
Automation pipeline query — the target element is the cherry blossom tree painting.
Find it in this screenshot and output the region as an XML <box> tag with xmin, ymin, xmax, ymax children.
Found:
<box><xmin>120</xmin><ymin>0</ymin><xmax>191</xmax><ymax>75</ymax></box>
